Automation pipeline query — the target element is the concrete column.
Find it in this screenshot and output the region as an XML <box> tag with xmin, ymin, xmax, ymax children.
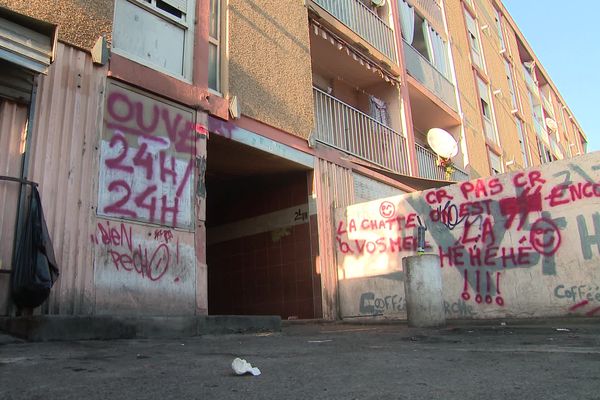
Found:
<box><xmin>403</xmin><ymin>254</ymin><xmax>445</xmax><ymax>328</ymax></box>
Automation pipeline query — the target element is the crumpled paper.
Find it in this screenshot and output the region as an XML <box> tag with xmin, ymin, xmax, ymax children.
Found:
<box><xmin>231</xmin><ymin>358</ymin><xmax>261</xmax><ymax>376</ymax></box>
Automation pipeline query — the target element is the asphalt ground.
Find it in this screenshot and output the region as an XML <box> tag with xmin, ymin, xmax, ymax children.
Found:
<box><xmin>1</xmin><ymin>320</ymin><xmax>599</xmax><ymax>399</ymax></box>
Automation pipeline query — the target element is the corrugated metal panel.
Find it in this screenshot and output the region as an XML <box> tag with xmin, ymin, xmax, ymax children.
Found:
<box><xmin>27</xmin><ymin>42</ymin><xmax>107</xmax><ymax>315</ymax></box>
<box><xmin>314</xmin><ymin>158</ymin><xmax>353</xmax><ymax>319</ymax></box>
<box><xmin>0</xmin><ymin>99</ymin><xmax>27</xmax><ymax>271</ymax></box>
<box><xmin>353</xmin><ymin>173</ymin><xmax>406</xmax><ymax>203</ymax></box>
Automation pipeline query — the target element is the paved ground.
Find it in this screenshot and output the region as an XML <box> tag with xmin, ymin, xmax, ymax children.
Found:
<box><xmin>1</xmin><ymin>320</ymin><xmax>599</xmax><ymax>399</ymax></box>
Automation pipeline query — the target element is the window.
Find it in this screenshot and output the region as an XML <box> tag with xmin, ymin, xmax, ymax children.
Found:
<box><xmin>113</xmin><ymin>0</ymin><xmax>196</xmax><ymax>80</ymax></box>
<box><xmin>464</xmin><ymin>10</ymin><xmax>483</xmax><ymax>69</ymax></box>
<box><xmin>398</xmin><ymin>3</ymin><xmax>451</xmax><ymax>80</ymax></box>
<box><xmin>515</xmin><ymin>118</ymin><xmax>529</xmax><ymax>167</ymax></box>
<box><xmin>488</xmin><ymin>150</ymin><xmax>503</xmax><ymax>175</ymax></box>
<box><xmin>209</xmin><ymin>0</ymin><xmax>220</xmax><ymax>92</ymax></box>
<box><xmin>504</xmin><ymin>59</ymin><xmax>518</xmax><ymax>110</ymax></box>
<box><xmin>494</xmin><ymin>9</ymin><xmax>506</xmax><ymax>52</ymax></box>
<box><xmin>476</xmin><ymin>76</ymin><xmax>498</xmax><ymax>144</ymax></box>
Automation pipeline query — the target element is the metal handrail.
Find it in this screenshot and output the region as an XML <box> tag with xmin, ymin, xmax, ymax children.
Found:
<box><xmin>313</xmin><ymin>0</ymin><xmax>397</xmax><ymax>62</ymax></box>
<box><xmin>415</xmin><ymin>143</ymin><xmax>468</xmax><ymax>181</ymax></box>
<box><xmin>312</xmin><ymin>87</ymin><xmax>410</xmax><ymax>174</ymax></box>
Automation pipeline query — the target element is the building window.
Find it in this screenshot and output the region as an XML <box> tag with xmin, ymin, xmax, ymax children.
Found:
<box><xmin>209</xmin><ymin>0</ymin><xmax>221</xmax><ymax>92</ymax></box>
<box><xmin>504</xmin><ymin>59</ymin><xmax>518</xmax><ymax>111</ymax></box>
<box><xmin>398</xmin><ymin>4</ymin><xmax>451</xmax><ymax>79</ymax></box>
<box><xmin>464</xmin><ymin>10</ymin><xmax>483</xmax><ymax>69</ymax></box>
<box><xmin>494</xmin><ymin>8</ymin><xmax>506</xmax><ymax>52</ymax></box>
<box><xmin>515</xmin><ymin>118</ymin><xmax>529</xmax><ymax>167</ymax></box>
<box><xmin>488</xmin><ymin>150</ymin><xmax>503</xmax><ymax>175</ymax></box>
<box><xmin>113</xmin><ymin>0</ymin><xmax>196</xmax><ymax>80</ymax></box>
<box><xmin>476</xmin><ymin>76</ymin><xmax>498</xmax><ymax>144</ymax></box>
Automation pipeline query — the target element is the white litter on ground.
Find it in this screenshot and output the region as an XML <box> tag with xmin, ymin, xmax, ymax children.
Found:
<box><xmin>231</xmin><ymin>358</ymin><xmax>261</xmax><ymax>376</ymax></box>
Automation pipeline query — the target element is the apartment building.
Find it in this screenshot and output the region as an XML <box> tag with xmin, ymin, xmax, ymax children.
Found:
<box><xmin>0</xmin><ymin>0</ymin><xmax>588</xmax><ymax>323</ymax></box>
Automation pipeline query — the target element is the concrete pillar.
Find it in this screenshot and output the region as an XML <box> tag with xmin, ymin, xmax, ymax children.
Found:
<box><xmin>403</xmin><ymin>254</ymin><xmax>445</xmax><ymax>328</ymax></box>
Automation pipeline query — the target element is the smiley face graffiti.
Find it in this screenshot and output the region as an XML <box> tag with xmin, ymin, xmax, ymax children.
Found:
<box><xmin>530</xmin><ymin>218</ymin><xmax>562</xmax><ymax>256</ymax></box>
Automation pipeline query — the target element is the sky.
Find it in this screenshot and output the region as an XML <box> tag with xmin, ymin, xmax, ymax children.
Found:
<box><xmin>502</xmin><ymin>0</ymin><xmax>600</xmax><ymax>152</ymax></box>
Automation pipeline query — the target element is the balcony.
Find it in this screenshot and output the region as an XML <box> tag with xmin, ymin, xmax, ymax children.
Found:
<box><xmin>403</xmin><ymin>39</ymin><xmax>457</xmax><ymax>112</ymax></box>
<box><xmin>312</xmin><ymin>0</ymin><xmax>397</xmax><ymax>63</ymax></box>
<box><xmin>522</xmin><ymin>66</ymin><xmax>539</xmax><ymax>95</ymax></box>
<box><xmin>415</xmin><ymin>143</ymin><xmax>469</xmax><ymax>181</ymax></box>
<box><xmin>312</xmin><ymin>87</ymin><xmax>410</xmax><ymax>174</ymax></box>
<box><xmin>540</xmin><ymin>93</ymin><xmax>555</xmax><ymax>118</ymax></box>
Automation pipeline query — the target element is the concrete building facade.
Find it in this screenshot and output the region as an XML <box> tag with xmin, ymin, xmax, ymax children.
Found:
<box><xmin>0</xmin><ymin>0</ymin><xmax>589</xmax><ymax>322</ymax></box>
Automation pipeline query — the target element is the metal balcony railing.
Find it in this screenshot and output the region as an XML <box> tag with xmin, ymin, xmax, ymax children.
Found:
<box><xmin>541</xmin><ymin>93</ymin><xmax>555</xmax><ymax>118</ymax></box>
<box><xmin>312</xmin><ymin>87</ymin><xmax>410</xmax><ymax>174</ymax></box>
<box><xmin>415</xmin><ymin>143</ymin><xmax>469</xmax><ymax>181</ymax></box>
<box><xmin>402</xmin><ymin>39</ymin><xmax>457</xmax><ymax>111</ymax></box>
<box><xmin>522</xmin><ymin>66</ymin><xmax>539</xmax><ymax>96</ymax></box>
<box><xmin>313</xmin><ymin>0</ymin><xmax>397</xmax><ymax>63</ymax></box>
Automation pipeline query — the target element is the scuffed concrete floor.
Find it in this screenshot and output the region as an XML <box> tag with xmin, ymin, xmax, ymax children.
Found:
<box><xmin>1</xmin><ymin>321</ymin><xmax>599</xmax><ymax>399</ymax></box>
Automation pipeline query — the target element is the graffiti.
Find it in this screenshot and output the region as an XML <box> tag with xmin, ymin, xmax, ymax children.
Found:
<box><xmin>153</xmin><ymin>229</ymin><xmax>174</xmax><ymax>243</ymax></box>
<box><xmin>336</xmin><ymin>154</ymin><xmax>600</xmax><ymax>315</ymax></box>
<box><xmin>379</xmin><ymin>201</ymin><xmax>396</xmax><ymax>219</ymax></box>
<box><xmin>359</xmin><ymin>292</ymin><xmax>406</xmax><ymax>314</ymax></box>
<box><xmin>444</xmin><ymin>299</ymin><xmax>477</xmax><ymax>317</ymax></box>
<box><xmin>91</xmin><ymin>220</ymin><xmax>180</xmax><ymax>282</ymax></box>
<box><xmin>337</xmin><ymin>235</ymin><xmax>432</xmax><ymax>255</ymax></box>
<box><xmin>460</xmin><ymin>270</ymin><xmax>503</xmax><ymax>306</ymax></box>
<box><xmin>554</xmin><ymin>284</ymin><xmax>600</xmax><ymax>303</ymax></box>
<box><xmin>577</xmin><ymin>213</ymin><xmax>600</xmax><ymax>260</ymax></box>
<box><xmin>430</xmin><ymin>201</ymin><xmax>466</xmax><ymax>230</ymax></box>
<box><xmin>98</xmin><ymin>86</ymin><xmax>204</xmax><ymax>228</ymax></box>
<box><xmin>294</xmin><ymin>208</ymin><xmax>308</xmax><ymax>222</ymax></box>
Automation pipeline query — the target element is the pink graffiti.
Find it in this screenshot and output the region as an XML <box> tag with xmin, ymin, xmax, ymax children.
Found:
<box><xmin>101</xmin><ymin>89</ymin><xmax>204</xmax><ymax>227</ymax></box>
<box><xmin>92</xmin><ymin>221</ymin><xmax>180</xmax><ymax>282</ymax></box>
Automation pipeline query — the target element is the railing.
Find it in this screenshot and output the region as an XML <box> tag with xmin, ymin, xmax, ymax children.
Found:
<box><xmin>312</xmin><ymin>87</ymin><xmax>410</xmax><ymax>175</ymax></box>
<box><xmin>402</xmin><ymin>40</ymin><xmax>458</xmax><ymax>111</ymax></box>
<box><xmin>522</xmin><ymin>66</ymin><xmax>539</xmax><ymax>96</ymax></box>
<box><xmin>540</xmin><ymin>93</ymin><xmax>555</xmax><ymax>118</ymax></box>
<box><xmin>313</xmin><ymin>0</ymin><xmax>397</xmax><ymax>63</ymax></box>
<box><xmin>415</xmin><ymin>143</ymin><xmax>469</xmax><ymax>181</ymax></box>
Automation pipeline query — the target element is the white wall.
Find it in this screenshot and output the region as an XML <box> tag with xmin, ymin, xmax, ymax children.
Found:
<box><xmin>336</xmin><ymin>152</ymin><xmax>600</xmax><ymax>319</ymax></box>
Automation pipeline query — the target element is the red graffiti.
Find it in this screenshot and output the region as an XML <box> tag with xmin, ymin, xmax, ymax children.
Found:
<box><xmin>569</xmin><ymin>300</ymin><xmax>589</xmax><ymax>311</ymax></box>
<box><xmin>530</xmin><ymin>218</ymin><xmax>562</xmax><ymax>256</ymax></box>
<box><xmin>336</xmin><ymin>213</ymin><xmax>418</xmax><ymax>235</ymax></box>
<box><xmin>460</xmin><ymin>178</ymin><xmax>503</xmax><ymax>200</ymax></box>
<box><xmin>499</xmin><ymin>189</ymin><xmax>542</xmax><ymax>230</ymax></box>
<box><xmin>461</xmin><ymin>269</ymin><xmax>503</xmax><ymax>306</ymax></box>
<box><xmin>92</xmin><ymin>221</ymin><xmax>178</xmax><ymax>282</ymax></box>
<box><xmin>101</xmin><ymin>89</ymin><xmax>200</xmax><ymax>228</ymax></box>
<box><xmin>425</xmin><ymin>188</ymin><xmax>453</xmax><ymax>205</ymax></box>
<box><xmin>379</xmin><ymin>201</ymin><xmax>396</xmax><ymax>219</ymax></box>
<box><xmin>545</xmin><ymin>181</ymin><xmax>600</xmax><ymax>207</ymax></box>
<box><xmin>336</xmin><ymin>235</ymin><xmax>431</xmax><ymax>255</ymax></box>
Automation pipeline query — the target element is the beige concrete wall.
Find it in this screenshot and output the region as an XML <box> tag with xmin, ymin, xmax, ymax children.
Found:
<box><xmin>0</xmin><ymin>0</ymin><xmax>114</xmax><ymax>51</ymax></box>
<box><xmin>335</xmin><ymin>151</ymin><xmax>600</xmax><ymax>319</ymax></box>
<box><xmin>228</xmin><ymin>0</ymin><xmax>313</xmax><ymax>138</ymax></box>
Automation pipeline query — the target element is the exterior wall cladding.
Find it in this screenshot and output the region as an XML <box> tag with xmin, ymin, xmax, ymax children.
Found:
<box><xmin>0</xmin><ymin>0</ymin><xmax>591</xmax><ymax>321</ymax></box>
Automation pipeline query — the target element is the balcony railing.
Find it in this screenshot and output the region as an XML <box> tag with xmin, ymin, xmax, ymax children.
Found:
<box><xmin>522</xmin><ymin>66</ymin><xmax>538</xmax><ymax>95</ymax></box>
<box><xmin>403</xmin><ymin>40</ymin><xmax>457</xmax><ymax>111</ymax></box>
<box><xmin>313</xmin><ymin>87</ymin><xmax>410</xmax><ymax>174</ymax></box>
<box><xmin>313</xmin><ymin>0</ymin><xmax>397</xmax><ymax>63</ymax></box>
<box><xmin>415</xmin><ymin>143</ymin><xmax>469</xmax><ymax>181</ymax></box>
<box><xmin>540</xmin><ymin>93</ymin><xmax>555</xmax><ymax>118</ymax></box>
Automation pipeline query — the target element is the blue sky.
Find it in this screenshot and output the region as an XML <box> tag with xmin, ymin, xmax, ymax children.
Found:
<box><xmin>502</xmin><ymin>0</ymin><xmax>599</xmax><ymax>152</ymax></box>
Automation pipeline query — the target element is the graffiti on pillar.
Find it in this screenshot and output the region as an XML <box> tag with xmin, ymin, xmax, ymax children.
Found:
<box><xmin>98</xmin><ymin>82</ymin><xmax>207</xmax><ymax>229</ymax></box>
<box><xmin>335</xmin><ymin>154</ymin><xmax>600</xmax><ymax>316</ymax></box>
